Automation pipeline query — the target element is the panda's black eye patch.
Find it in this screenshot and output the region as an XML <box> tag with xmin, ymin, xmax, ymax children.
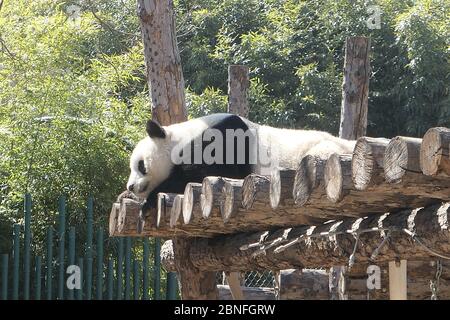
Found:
<box><xmin>138</xmin><ymin>160</ymin><xmax>146</xmax><ymax>175</ymax></box>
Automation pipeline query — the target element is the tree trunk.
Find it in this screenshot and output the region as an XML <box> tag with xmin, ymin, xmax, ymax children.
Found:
<box><xmin>137</xmin><ymin>0</ymin><xmax>217</xmax><ymax>299</ymax></box>
<box><xmin>137</xmin><ymin>0</ymin><xmax>187</xmax><ymax>125</ymax></box>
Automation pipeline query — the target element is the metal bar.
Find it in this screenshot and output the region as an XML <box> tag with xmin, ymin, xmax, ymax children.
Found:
<box><xmin>57</xmin><ymin>196</ymin><xmax>66</xmax><ymax>300</ymax></box>
<box><xmin>35</xmin><ymin>256</ymin><xmax>42</xmax><ymax>300</ymax></box>
<box><xmin>142</xmin><ymin>239</ymin><xmax>149</xmax><ymax>300</ymax></box>
<box><xmin>124</xmin><ymin>237</ymin><xmax>131</xmax><ymax>300</ymax></box>
<box><xmin>68</xmin><ymin>227</ymin><xmax>76</xmax><ymax>300</ymax></box>
<box><xmin>23</xmin><ymin>193</ymin><xmax>32</xmax><ymax>300</ymax></box>
<box><xmin>12</xmin><ymin>224</ymin><xmax>20</xmax><ymax>300</ymax></box>
<box><xmin>166</xmin><ymin>272</ymin><xmax>178</xmax><ymax>300</ymax></box>
<box><xmin>76</xmin><ymin>258</ymin><xmax>83</xmax><ymax>300</ymax></box>
<box><xmin>1</xmin><ymin>254</ymin><xmax>8</xmax><ymax>300</ymax></box>
<box><xmin>46</xmin><ymin>228</ymin><xmax>53</xmax><ymax>300</ymax></box>
<box><xmin>96</xmin><ymin>228</ymin><xmax>104</xmax><ymax>300</ymax></box>
<box><xmin>107</xmin><ymin>258</ymin><xmax>113</xmax><ymax>300</ymax></box>
<box><xmin>117</xmin><ymin>238</ymin><xmax>124</xmax><ymax>300</ymax></box>
<box><xmin>85</xmin><ymin>197</ymin><xmax>93</xmax><ymax>300</ymax></box>
<box><xmin>154</xmin><ymin>238</ymin><xmax>161</xmax><ymax>300</ymax></box>
<box><xmin>133</xmin><ymin>259</ymin><xmax>139</xmax><ymax>300</ymax></box>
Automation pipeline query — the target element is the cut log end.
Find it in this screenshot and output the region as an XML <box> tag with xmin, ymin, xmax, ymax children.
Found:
<box><xmin>420</xmin><ymin>127</ymin><xmax>450</xmax><ymax>177</ymax></box>
<box><xmin>325</xmin><ymin>154</ymin><xmax>353</xmax><ymax>203</ymax></box>
<box><xmin>201</xmin><ymin>177</ymin><xmax>225</xmax><ymax>219</ymax></box>
<box><xmin>293</xmin><ymin>155</ymin><xmax>325</xmax><ymax>206</ymax></box>
<box><xmin>182</xmin><ymin>183</ymin><xmax>202</xmax><ymax>225</ymax></box>
<box><xmin>157</xmin><ymin>193</ymin><xmax>176</xmax><ymax>228</ymax></box>
<box><xmin>385</xmin><ymin>137</ymin><xmax>422</xmax><ymax>183</ymax></box>
<box><xmin>270</xmin><ymin>169</ymin><xmax>296</xmax><ymax>209</ymax></box>
<box><xmin>170</xmin><ymin>195</ymin><xmax>184</xmax><ymax>228</ymax></box>
<box><xmin>352</xmin><ymin>138</ymin><xmax>373</xmax><ymax>190</ymax></box>
<box><xmin>221</xmin><ymin>179</ymin><xmax>243</xmax><ymax>222</ymax></box>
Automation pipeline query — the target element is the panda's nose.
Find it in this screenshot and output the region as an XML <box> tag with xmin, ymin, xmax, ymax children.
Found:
<box><xmin>128</xmin><ymin>184</ymin><xmax>135</xmax><ymax>192</ymax></box>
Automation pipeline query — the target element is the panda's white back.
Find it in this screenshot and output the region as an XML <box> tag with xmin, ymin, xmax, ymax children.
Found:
<box><xmin>252</xmin><ymin>124</ymin><xmax>356</xmax><ymax>174</ymax></box>
<box><xmin>163</xmin><ymin>114</ymin><xmax>355</xmax><ymax>174</ymax></box>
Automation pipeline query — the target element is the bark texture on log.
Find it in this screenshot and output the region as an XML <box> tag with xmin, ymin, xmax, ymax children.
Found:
<box><xmin>186</xmin><ymin>203</ymin><xmax>450</xmax><ymax>271</ymax></box>
<box><xmin>218</xmin><ymin>285</ymin><xmax>275</xmax><ymax>300</ymax></box>
<box><xmin>172</xmin><ymin>237</ymin><xmax>218</xmax><ymax>299</ymax></box>
<box><xmin>137</xmin><ymin>0</ymin><xmax>186</xmax><ymax>125</ymax></box>
<box><xmin>227</xmin><ymin>65</ymin><xmax>250</xmax><ymax>117</ymax></box>
<box><xmin>420</xmin><ymin>127</ymin><xmax>450</xmax><ymax>177</ymax></box>
<box><xmin>242</xmin><ymin>174</ymin><xmax>271</xmax><ymax>210</ymax></box>
<box><xmin>339</xmin><ymin>36</ymin><xmax>370</xmax><ymax>140</ymax></box>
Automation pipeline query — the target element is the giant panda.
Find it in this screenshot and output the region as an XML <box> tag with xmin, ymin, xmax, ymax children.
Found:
<box><xmin>123</xmin><ymin>113</ymin><xmax>355</xmax><ymax>227</ymax></box>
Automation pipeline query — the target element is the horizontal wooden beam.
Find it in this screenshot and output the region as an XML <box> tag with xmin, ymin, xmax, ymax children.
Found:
<box><xmin>184</xmin><ymin>203</ymin><xmax>449</xmax><ymax>270</ymax></box>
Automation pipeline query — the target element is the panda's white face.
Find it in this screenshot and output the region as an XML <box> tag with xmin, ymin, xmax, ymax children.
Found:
<box><xmin>126</xmin><ymin>121</ymin><xmax>173</xmax><ymax>199</ymax></box>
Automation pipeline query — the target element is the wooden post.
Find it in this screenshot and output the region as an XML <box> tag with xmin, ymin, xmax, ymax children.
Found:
<box><xmin>335</xmin><ymin>36</ymin><xmax>371</xmax><ymax>299</ymax></box>
<box><xmin>227</xmin><ymin>65</ymin><xmax>250</xmax><ymax>117</ymax></box>
<box><xmin>389</xmin><ymin>260</ymin><xmax>407</xmax><ymax>300</ymax></box>
<box><xmin>224</xmin><ymin>65</ymin><xmax>250</xmax><ymax>299</ymax></box>
<box><xmin>137</xmin><ymin>0</ymin><xmax>217</xmax><ymax>299</ymax></box>
<box><xmin>339</xmin><ymin>36</ymin><xmax>370</xmax><ymax>140</ymax></box>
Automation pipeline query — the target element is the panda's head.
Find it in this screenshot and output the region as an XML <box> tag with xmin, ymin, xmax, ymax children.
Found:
<box><xmin>126</xmin><ymin>120</ymin><xmax>173</xmax><ymax>199</ymax></box>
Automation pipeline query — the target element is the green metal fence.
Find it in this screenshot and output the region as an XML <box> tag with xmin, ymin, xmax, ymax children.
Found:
<box><xmin>0</xmin><ymin>194</ymin><xmax>178</xmax><ymax>300</ymax></box>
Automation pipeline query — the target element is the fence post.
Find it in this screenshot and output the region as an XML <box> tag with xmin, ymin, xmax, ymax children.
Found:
<box><xmin>76</xmin><ymin>257</ymin><xmax>83</xmax><ymax>300</ymax></box>
<box><xmin>35</xmin><ymin>256</ymin><xmax>42</xmax><ymax>300</ymax></box>
<box><xmin>46</xmin><ymin>228</ymin><xmax>53</xmax><ymax>300</ymax></box>
<box><xmin>12</xmin><ymin>224</ymin><xmax>20</xmax><ymax>300</ymax></box>
<box><xmin>125</xmin><ymin>237</ymin><xmax>132</xmax><ymax>300</ymax></box>
<box><xmin>1</xmin><ymin>254</ymin><xmax>8</xmax><ymax>300</ymax></box>
<box><xmin>57</xmin><ymin>196</ymin><xmax>66</xmax><ymax>300</ymax></box>
<box><xmin>154</xmin><ymin>238</ymin><xmax>161</xmax><ymax>300</ymax></box>
<box><xmin>85</xmin><ymin>197</ymin><xmax>93</xmax><ymax>300</ymax></box>
<box><xmin>96</xmin><ymin>228</ymin><xmax>104</xmax><ymax>300</ymax></box>
<box><xmin>107</xmin><ymin>258</ymin><xmax>114</xmax><ymax>300</ymax></box>
<box><xmin>142</xmin><ymin>239</ymin><xmax>149</xmax><ymax>300</ymax></box>
<box><xmin>23</xmin><ymin>193</ymin><xmax>32</xmax><ymax>300</ymax></box>
<box><xmin>68</xmin><ymin>227</ymin><xmax>76</xmax><ymax>300</ymax></box>
<box><xmin>166</xmin><ymin>272</ymin><xmax>177</xmax><ymax>300</ymax></box>
<box><xmin>116</xmin><ymin>238</ymin><xmax>124</xmax><ymax>300</ymax></box>
<box><xmin>133</xmin><ymin>259</ymin><xmax>140</xmax><ymax>300</ymax></box>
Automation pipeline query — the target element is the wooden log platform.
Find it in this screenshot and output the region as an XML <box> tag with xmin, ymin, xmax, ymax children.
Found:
<box><xmin>110</xmin><ymin>128</ymin><xmax>450</xmax><ymax>239</ymax></box>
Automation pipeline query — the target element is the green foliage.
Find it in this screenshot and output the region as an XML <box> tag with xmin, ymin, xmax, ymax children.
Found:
<box><xmin>177</xmin><ymin>0</ymin><xmax>449</xmax><ymax>135</ymax></box>
<box><xmin>0</xmin><ymin>0</ymin><xmax>148</xmax><ymax>253</ymax></box>
<box><xmin>0</xmin><ymin>0</ymin><xmax>448</xmax><ymax>259</ymax></box>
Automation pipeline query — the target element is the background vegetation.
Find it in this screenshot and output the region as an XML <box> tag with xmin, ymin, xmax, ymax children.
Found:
<box><xmin>0</xmin><ymin>0</ymin><xmax>448</xmax><ymax>256</ymax></box>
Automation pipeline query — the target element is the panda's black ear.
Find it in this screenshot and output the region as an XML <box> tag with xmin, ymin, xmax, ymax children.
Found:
<box><xmin>146</xmin><ymin>120</ymin><xmax>166</xmax><ymax>139</ymax></box>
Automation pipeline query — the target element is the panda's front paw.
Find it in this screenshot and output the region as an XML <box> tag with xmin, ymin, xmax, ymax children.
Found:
<box><xmin>116</xmin><ymin>190</ymin><xmax>139</xmax><ymax>203</ymax></box>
